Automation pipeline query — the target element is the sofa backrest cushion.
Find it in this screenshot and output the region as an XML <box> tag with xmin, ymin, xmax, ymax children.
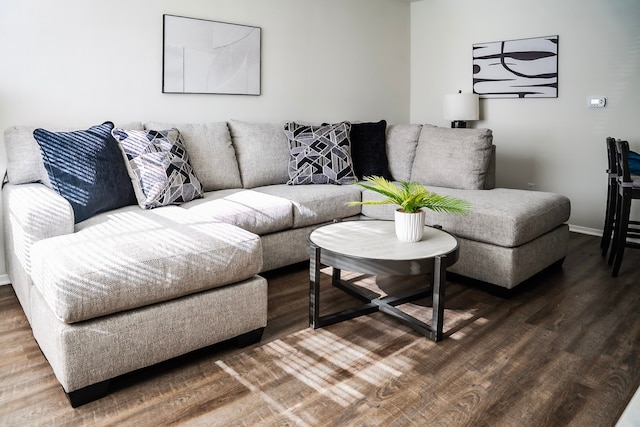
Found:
<box><xmin>386</xmin><ymin>124</ymin><xmax>423</xmax><ymax>182</ymax></box>
<box><xmin>145</xmin><ymin>121</ymin><xmax>241</xmax><ymax>191</ymax></box>
<box><xmin>228</xmin><ymin>120</ymin><xmax>290</xmax><ymax>188</ymax></box>
<box><xmin>4</xmin><ymin>121</ymin><xmax>143</xmax><ymax>186</ymax></box>
<box><xmin>33</xmin><ymin>121</ymin><xmax>137</xmax><ymax>223</ymax></box>
<box><xmin>4</xmin><ymin>126</ymin><xmax>50</xmax><ymax>186</ymax></box>
<box><xmin>411</xmin><ymin>125</ymin><xmax>493</xmax><ymax>190</ymax></box>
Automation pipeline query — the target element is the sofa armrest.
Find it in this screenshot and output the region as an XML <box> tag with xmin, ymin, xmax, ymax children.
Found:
<box><xmin>3</xmin><ymin>183</ymin><xmax>74</xmax><ymax>273</ymax></box>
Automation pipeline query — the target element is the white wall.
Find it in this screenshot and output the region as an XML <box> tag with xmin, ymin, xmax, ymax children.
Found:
<box><xmin>0</xmin><ymin>0</ymin><xmax>411</xmax><ymax>279</ymax></box>
<box><xmin>411</xmin><ymin>0</ymin><xmax>640</xmax><ymax>233</ymax></box>
<box><xmin>0</xmin><ymin>0</ymin><xmax>410</xmax><ymax>129</ymax></box>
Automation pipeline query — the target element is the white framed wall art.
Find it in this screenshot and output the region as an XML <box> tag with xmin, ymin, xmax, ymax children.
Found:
<box><xmin>163</xmin><ymin>14</ymin><xmax>261</xmax><ymax>95</ymax></box>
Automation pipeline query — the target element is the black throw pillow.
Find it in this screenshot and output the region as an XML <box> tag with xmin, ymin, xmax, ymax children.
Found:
<box><xmin>33</xmin><ymin>121</ymin><xmax>137</xmax><ymax>223</ymax></box>
<box><xmin>349</xmin><ymin>120</ymin><xmax>393</xmax><ymax>180</ymax></box>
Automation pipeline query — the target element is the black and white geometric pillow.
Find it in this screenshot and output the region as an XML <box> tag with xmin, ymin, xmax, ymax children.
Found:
<box><xmin>111</xmin><ymin>128</ymin><xmax>203</xmax><ymax>209</ymax></box>
<box><xmin>283</xmin><ymin>122</ymin><xmax>357</xmax><ymax>185</ymax></box>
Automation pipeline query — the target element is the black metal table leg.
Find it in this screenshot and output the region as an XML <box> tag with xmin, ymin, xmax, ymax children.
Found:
<box><xmin>309</xmin><ymin>244</ymin><xmax>321</xmax><ymax>329</ymax></box>
<box><xmin>430</xmin><ymin>255</ymin><xmax>447</xmax><ymax>342</ymax></box>
<box><xmin>332</xmin><ymin>266</ymin><xmax>341</xmax><ymax>285</ymax></box>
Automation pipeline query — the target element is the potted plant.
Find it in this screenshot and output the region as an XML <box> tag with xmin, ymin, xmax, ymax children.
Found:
<box><xmin>348</xmin><ymin>176</ymin><xmax>471</xmax><ymax>242</ymax></box>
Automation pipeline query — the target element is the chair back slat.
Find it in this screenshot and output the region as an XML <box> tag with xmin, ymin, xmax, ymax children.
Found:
<box><xmin>606</xmin><ymin>136</ymin><xmax>618</xmax><ymax>175</ymax></box>
<box><xmin>615</xmin><ymin>140</ymin><xmax>632</xmax><ymax>183</ymax></box>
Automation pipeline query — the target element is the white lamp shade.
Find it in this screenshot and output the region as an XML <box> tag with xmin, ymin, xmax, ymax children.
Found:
<box><xmin>443</xmin><ymin>92</ymin><xmax>479</xmax><ymax>121</ymax></box>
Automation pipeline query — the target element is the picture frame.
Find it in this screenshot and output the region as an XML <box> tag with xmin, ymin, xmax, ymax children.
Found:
<box><xmin>473</xmin><ymin>35</ymin><xmax>558</xmax><ymax>98</ymax></box>
<box><xmin>163</xmin><ymin>14</ymin><xmax>261</xmax><ymax>95</ymax></box>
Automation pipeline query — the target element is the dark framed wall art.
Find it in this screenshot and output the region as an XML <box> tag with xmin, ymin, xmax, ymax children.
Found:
<box><xmin>473</xmin><ymin>35</ymin><xmax>558</xmax><ymax>98</ymax></box>
<box><xmin>163</xmin><ymin>15</ymin><xmax>261</xmax><ymax>95</ymax></box>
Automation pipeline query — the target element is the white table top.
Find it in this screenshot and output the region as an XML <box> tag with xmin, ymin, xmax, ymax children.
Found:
<box><xmin>310</xmin><ymin>220</ymin><xmax>458</xmax><ymax>261</ymax></box>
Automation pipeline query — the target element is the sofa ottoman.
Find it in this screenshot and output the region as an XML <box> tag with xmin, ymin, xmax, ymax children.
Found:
<box><xmin>27</xmin><ymin>206</ymin><xmax>268</xmax><ymax>406</ymax></box>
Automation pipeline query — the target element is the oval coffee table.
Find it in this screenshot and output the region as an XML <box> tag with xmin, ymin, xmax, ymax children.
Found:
<box><xmin>308</xmin><ymin>220</ymin><xmax>459</xmax><ymax>342</ymax></box>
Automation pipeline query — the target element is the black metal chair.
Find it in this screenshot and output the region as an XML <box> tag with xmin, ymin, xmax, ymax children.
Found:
<box><xmin>601</xmin><ymin>137</ymin><xmax>618</xmax><ymax>256</ymax></box>
<box><xmin>610</xmin><ymin>139</ymin><xmax>640</xmax><ymax>277</ymax></box>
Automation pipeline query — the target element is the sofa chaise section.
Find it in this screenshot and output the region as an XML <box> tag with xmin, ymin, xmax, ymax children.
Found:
<box><xmin>4</xmin><ymin>184</ymin><xmax>268</xmax><ymax>406</ymax></box>
<box><xmin>362</xmin><ymin>187</ymin><xmax>570</xmax><ymax>288</ymax></box>
<box><xmin>371</xmin><ymin>124</ymin><xmax>571</xmax><ymax>289</ymax></box>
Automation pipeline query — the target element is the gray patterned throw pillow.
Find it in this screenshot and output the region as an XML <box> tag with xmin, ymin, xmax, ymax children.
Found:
<box><xmin>283</xmin><ymin>122</ymin><xmax>357</xmax><ymax>185</ymax></box>
<box><xmin>111</xmin><ymin>128</ymin><xmax>203</xmax><ymax>209</ymax></box>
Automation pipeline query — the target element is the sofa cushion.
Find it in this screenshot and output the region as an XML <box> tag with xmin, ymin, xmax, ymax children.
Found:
<box><xmin>32</xmin><ymin>121</ymin><xmax>137</xmax><ymax>223</ymax></box>
<box><xmin>181</xmin><ymin>189</ymin><xmax>294</xmax><ymax>235</ymax></box>
<box><xmin>112</xmin><ymin>127</ymin><xmax>204</xmax><ymax>209</ymax></box>
<box><xmin>227</xmin><ymin>120</ymin><xmax>290</xmax><ymax>188</ymax></box>
<box><xmin>4</xmin><ymin>122</ymin><xmax>143</xmax><ymax>186</ymax></box>
<box><xmin>360</xmin><ymin>187</ymin><xmax>570</xmax><ymax>248</ymax></box>
<box><xmin>284</xmin><ymin>122</ymin><xmax>357</xmax><ymax>185</ymax></box>
<box><xmin>411</xmin><ymin>126</ymin><xmax>493</xmax><ymax>190</ymax></box>
<box><xmin>386</xmin><ymin>124</ymin><xmax>422</xmax><ymax>182</ymax></box>
<box><xmin>447</xmin><ymin>225</ymin><xmax>569</xmax><ymax>289</ymax></box>
<box><xmin>31</xmin><ymin>206</ymin><xmax>262</xmax><ymax>323</ymax></box>
<box><xmin>255</xmin><ymin>184</ymin><xmax>362</xmax><ymax>228</ymax></box>
<box><xmin>4</xmin><ymin>126</ymin><xmax>51</xmax><ymax>186</ymax></box>
<box><xmin>349</xmin><ymin>120</ymin><xmax>392</xmax><ymax>180</ymax></box>
<box><xmin>145</xmin><ymin>121</ymin><xmax>242</xmax><ymax>191</ymax></box>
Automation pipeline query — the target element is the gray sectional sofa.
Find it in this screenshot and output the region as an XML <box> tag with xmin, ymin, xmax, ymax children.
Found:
<box><xmin>2</xmin><ymin>119</ymin><xmax>570</xmax><ymax>406</ymax></box>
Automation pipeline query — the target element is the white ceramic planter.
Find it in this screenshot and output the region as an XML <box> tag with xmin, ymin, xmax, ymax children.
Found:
<box><xmin>394</xmin><ymin>209</ymin><xmax>426</xmax><ymax>242</ymax></box>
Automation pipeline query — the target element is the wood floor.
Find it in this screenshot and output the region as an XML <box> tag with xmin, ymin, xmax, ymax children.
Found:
<box><xmin>1</xmin><ymin>232</ymin><xmax>639</xmax><ymax>426</ymax></box>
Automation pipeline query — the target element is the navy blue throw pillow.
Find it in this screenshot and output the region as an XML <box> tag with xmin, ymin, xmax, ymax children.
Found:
<box><xmin>33</xmin><ymin>121</ymin><xmax>137</xmax><ymax>223</ymax></box>
<box><xmin>349</xmin><ymin>120</ymin><xmax>393</xmax><ymax>180</ymax></box>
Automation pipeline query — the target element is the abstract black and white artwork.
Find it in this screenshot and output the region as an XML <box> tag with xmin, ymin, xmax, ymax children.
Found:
<box><xmin>473</xmin><ymin>35</ymin><xmax>558</xmax><ymax>98</ymax></box>
<box><xmin>163</xmin><ymin>15</ymin><xmax>261</xmax><ymax>95</ymax></box>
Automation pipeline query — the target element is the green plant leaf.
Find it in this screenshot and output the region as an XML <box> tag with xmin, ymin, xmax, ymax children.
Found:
<box><xmin>348</xmin><ymin>175</ymin><xmax>471</xmax><ymax>215</ymax></box>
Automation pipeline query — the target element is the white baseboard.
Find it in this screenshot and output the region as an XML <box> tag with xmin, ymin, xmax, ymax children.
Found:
<box><xmin>0</xmin><ymin>274</ymin><xmax>10</xmax><ymax>286</ymax></box>
<box><xmin>568</xmin><ymin>224</ymin><xmax>602</xmax><ymax>237</ymax></box>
